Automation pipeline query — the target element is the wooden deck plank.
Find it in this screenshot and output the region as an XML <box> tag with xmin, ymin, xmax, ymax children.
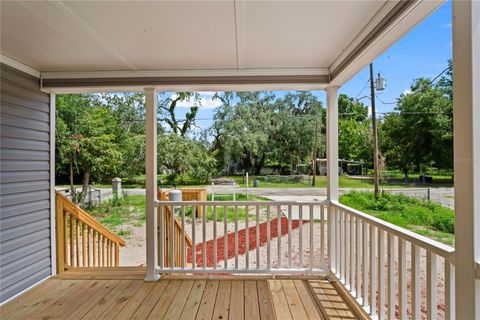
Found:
<box><xmin>293</xmin><ymin>280</ymin><xmax>324</xmax><ymax>320</ymax></box>
<box><xmin>211</xmin><ymin>280</ymin><xmax>232</xmax><ymax>320</ymax></box>
<box><xmin>308</xmin><ymin>280</ymin><xmax>346</xmax><ymax>320</ymax></box>
<box><xmin>113</xmin><ymin>281</ymin><xmax>157</xmax><ymax>319</ymax></box>
<box><xmin>1</xmin><ymin>280</ymin><xmax>81</xmax><ymax>320</ymax></box>
<box><xmin>244</xmin><ymin>280</ymin><xmax>260</xmax><ymax>320</ymax></box>
<box><xmin>38</xmin><ymin>280</ymin><xmax>107</xmax><ymax>320</ymax></box>
<box><xmin>97</xmin><ymin>280</ymin><xmax>144</xmax><ymax>320</ymax></box>
<box><xmin>163</xmin><ymin>280</ymin><xmax>195</xmax><ymax>320</ymax></box>
<box><xmin>2</xmin><ymin>276</ymin><xmax>360</xmax><ymax>320</ymax></box>
<box><xmin>0</xmin><ymin>279</ymin><xmax>60</xmax><ymax>318</ymax></box>
<box><xmin>268</xmin><ymin>280</ymin><xmax>292</xmax><ymax>320</ymax></box>
<box><xmin>130</xmin><ymin>281</ymin><xmax>169</xmax><ymax>320</ymax></box>
<box><xmin>281</xmin><ymin>280</ymin><xmax>310</xmax><ymax>320</ymax></box>
<box><xmin>80</xmin><ymin>280</ymin><xmax>133</xmax><ymax>319</ymax></box>
<box><xmin>146</xmin><ymin>280</ymin><xmax>182</xmax><ymax>319</ymax></box>
<box><xmin>1</xmin><ymin>280</ymin><xmax>82</xmax><ymax>319</ymax></box>
<box><xmin>178</xmin><ymin>280</ymin><xmax>207</xmax><ymax>320</ymax></box>
<box><xmin>229</xmin><ymin>280</ymin><xmax>245</xmax><ymax>320</ymax></box>
<box><xmin>195</xmin><ymin>280</ymin><xmax>219</xmax><ymax>320</ymax></box>
<box><xmin>65</xmin><ymin>280</ymin><xmax>119</xmax><ymax>320</ymax></box>
<box><xmin>257</xmin><ymin>281</ymin><xmax>276</xmax><ymax>320</ymax></box>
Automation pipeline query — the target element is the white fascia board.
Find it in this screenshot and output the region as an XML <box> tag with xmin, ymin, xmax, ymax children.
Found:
<box><xmin>329</xmin><ymin>0</ymin><xmax>446</xmax><ymax>86</ymax></box>
<box><xmin>41</xmin><ymin>67</ymin><xmax>329</xmax><ymax>79</ymax></box>
<box><xmin>0</xmin><ymin>55</ymin><xmax>41</xmax><ymax>78</ymax></box>
<box><xmin>46</xmin><ymin>82</ymin><xmax>329</xmax><ymax>94</ymax></box>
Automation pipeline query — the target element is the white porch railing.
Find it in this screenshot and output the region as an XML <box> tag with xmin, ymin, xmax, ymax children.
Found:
<box><xmin>154</xmin><ymin>200</ymin><xmax>329</xmax><ymax>275</ymax></box>
<box><xmin>330</xmin><ymin>201</ymin><xmax>455</xmax><ymax>320</ymax></box>
<box><xmin>151</xmin><ymin>199</ymin><xmax>456</xmax><ymax>319</ymax></box>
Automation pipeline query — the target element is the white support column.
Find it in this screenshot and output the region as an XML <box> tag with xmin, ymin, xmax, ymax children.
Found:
<box><xmin>326</xmin><ymin>86</ymin><xmax>339</xmax><ymax>201</ymax></box>
<box><xmin>145</xmin><ymin>87</ymin><xmax>159</xmax><ymax>281</ymax></box>
<box><xmin>453</xmin><ymin>1</ymin><xmax>479</xmax><ymax>318</ymax></box>
<box><xmin>327</xmin><ymin>86</ymin><xmax>339</xmax><ymax>274</ymax></box>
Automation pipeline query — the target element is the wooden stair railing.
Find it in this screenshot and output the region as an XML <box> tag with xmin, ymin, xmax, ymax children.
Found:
<box><xmin>158</xmin><ymin>190</ymin><xmax>193</xmax><ymax>267</ymax></box>
<box><xmin>56</xmin><ymin>192</ymin><xmax>126</xmax><ymax>272</ymax></box>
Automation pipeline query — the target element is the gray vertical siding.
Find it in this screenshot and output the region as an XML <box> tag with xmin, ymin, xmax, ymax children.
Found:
<box><xmin>0</xmin><ymin>63</ymin><xmax>52</xmax><ymax>303</ymax></box>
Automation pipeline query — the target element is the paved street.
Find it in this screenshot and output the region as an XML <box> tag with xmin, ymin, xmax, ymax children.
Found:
<box><xmin>88</xmin><ymin>185</ymin><xmax>455</xmax><ymax>209</ymax></box>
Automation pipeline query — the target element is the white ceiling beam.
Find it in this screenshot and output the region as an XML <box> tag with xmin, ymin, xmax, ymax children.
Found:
<box><xmin>40</xmin><ymin>67</ymin><xmax>329</xmax><ymax>79</ymax></box>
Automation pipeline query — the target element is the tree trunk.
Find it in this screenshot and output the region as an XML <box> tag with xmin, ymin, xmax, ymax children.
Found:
<box><xmin>80</xmin><ymin>167</ymin><xmax>91</xmax><ymax>203</ymax></box>
<box><xmin>69</xmin><ymin>157</ymin><xmax>74</xmax><ymax>196</ymax></box>
<box><xmin>403</xmin><ymin>167</ymin><xmax>409</xmax><ymax>183</ymax></box>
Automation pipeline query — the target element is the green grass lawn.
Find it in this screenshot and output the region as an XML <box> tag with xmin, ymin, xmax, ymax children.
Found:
<box><xmin>339</xmin><ymin>191</ymin><xmax>455</xmax><ymax>245</ymax></box>
<box><xmin>228</xmin><ymin>175</ymin><xmax>443</xmax><ymax>189</ymax></box>
<box><xmin>57</xmin><ymin>171</ymin><xmax>453</xmax><ymax>190</ymax></box>
<box><xmin>204</xmin><ymin>194</ymin><xmax>270</xmax><ymax>222</ymax></box>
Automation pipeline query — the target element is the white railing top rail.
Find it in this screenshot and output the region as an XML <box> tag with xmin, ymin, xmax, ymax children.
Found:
<box><xmin>331</xmin><ymin>200</ymin><xmax>455</xmax><ymax>262</ymax></box>
<box><xmin>155</xmin><ymin>200</ymin><xmax>328</xmax><ymax>206</ymax></box>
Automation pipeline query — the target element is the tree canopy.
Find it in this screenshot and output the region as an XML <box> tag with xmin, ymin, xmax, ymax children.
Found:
<box><xmin>211</xmin><ymin>91</ymin><xmax>323</xmax><ymax>174</ymax></box>
<box><xmin>56</xmin><ymin>61</ymin><xmax>453</xmax><ymax>194</ymax></box>
<box><xmin>380</xmin><ymin>68</ymin><xmax>453</xmax><ymax>177</ymax></box>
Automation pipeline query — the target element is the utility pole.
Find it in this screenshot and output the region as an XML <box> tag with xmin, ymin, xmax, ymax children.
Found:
<box><xmin>312</xmin><ymin>119</ymin><xmax>319</xmax><ymax>186</ymax></box>
<box><xmin>369</xmin><ymin>63</ymin><xmax>380</xmax><ymax>198</ymax></box>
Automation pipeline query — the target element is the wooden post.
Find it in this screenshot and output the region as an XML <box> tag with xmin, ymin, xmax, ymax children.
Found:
<box><xmin>145</xmin><ymin>87</ymin><xmax>159</xmax><ymax>281</ymax></box>
<box><xmin>55</xmin><ymin>194</ymin><xmax>65</xmax><ymax>273</ymax></box>
<box><xmin>453</xmin><ymin>1</ymin><xmax>479</xmax><ymax>318</ymax></box>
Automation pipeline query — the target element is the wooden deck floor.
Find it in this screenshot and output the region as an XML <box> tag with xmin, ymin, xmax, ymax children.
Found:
<box><xmin>1</xmin><ymin>271</ymin><xmax>364</xmax><ymax>320</ymax></box>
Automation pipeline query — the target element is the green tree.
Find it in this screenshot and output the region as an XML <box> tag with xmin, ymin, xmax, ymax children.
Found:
<box><xmin>211</xmin><ymin>91</ymin><xmax>324</xmax><ymax>175</ymax></box>
<box><xmin>158</xmin><ymin>92</ymin><xmax>201</xmax><ymax>137</ymax></box>
<box><xmin>157</xmin><ymin>134</ymin><xmax>216</xmax><ymax>183</ymax></box>
<box><xmin>103</xmin><ymin>93</ymin><xmax>146</xmax><ymax>179</ymax></box>
<box><xmin>381</xmin><ymin>76</ymin><xmax>453</xmax><ymax>179</ymax></box>
<box><xmin>56</xmin><ymin>94</ymin><xmax>123</xmax><ymax>201</ymax></box>
<box><xmin>211</xmin><ymin>92</ymin><xmax>274</xmax><ymax>174</ymax></box>
<box><xmin>270</xmin><ymin>92</ymin><xmax>324</xmax><ymax>173</ymax></box>
<box><xmin>337</xmin><ymin>94</ymin><xmax>372</xmax><ymax>163</ymax></box>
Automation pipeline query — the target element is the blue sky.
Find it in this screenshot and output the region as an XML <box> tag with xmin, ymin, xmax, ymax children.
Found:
<box><xmin>169</xmin><ymin>1</ymin><xmax>452</xmax><ymax>133</ymax></box>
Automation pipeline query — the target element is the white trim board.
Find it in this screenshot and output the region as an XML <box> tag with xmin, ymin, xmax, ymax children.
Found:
<box><xmin>49</xmin><ymin>93</ymin><xmax>57</xmax><ymax>275</ymax></box>
<box><xmin>0</xmin><ymin>55</ymin><xmax>40</xmax><ymax>78</ymax></box>
<box><xmin>41</xmin><ymin>67</ymin><xmax>329</xmax><ymax>79</ymax></box>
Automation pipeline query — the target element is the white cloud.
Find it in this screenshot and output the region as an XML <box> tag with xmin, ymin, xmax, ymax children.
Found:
<box><xmin>170</xmin><ymin>92</ymin><xmax>222</xmax><ymax>109</ymax></box>
<box><xmin>403</xmin><ymin>88</ymin><xmax>412</xmax><ymax>95</ymax></box>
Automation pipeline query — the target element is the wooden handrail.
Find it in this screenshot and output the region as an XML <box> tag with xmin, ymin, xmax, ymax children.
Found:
<box><xmin>56</xmin><ymin>191</ymin><xmax>125</xmax><ymax>272</ymax></box>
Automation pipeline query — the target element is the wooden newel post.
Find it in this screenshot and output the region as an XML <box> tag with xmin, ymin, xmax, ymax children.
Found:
<box><xmin>55</xmin><ymin>194</ymin><xmax>65</xmax><ymax>273</ymax></box>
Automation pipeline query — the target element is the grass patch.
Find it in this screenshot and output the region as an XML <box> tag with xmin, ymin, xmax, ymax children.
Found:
<box><xmin>88</xmin><ymin>194</ymin><xmax>146</xmax><ymax>234</ymax></box>
<box><xmin>226</xmin><ymin>175</ymin><xmax>437</xmax><ymax>189</ymax></box>
<box><xmin>339</xmin><ymin>191</ymin><xmax>454</xmax><ymax>245</ymax></box>
<box><xmin>173</xmin><ymin>194</ymin><xmax>269</xmax><ymax>222</ymax></box>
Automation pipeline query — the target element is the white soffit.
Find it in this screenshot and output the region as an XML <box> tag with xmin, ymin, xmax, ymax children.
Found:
<box><xmin>0</xmin><ymin>0</ymin><xmax>445</xmax><ymax>90</ymax></box>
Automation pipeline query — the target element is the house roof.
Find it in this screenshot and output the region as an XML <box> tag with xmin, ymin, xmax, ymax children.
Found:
<box><xmin>0</xmin><ymin>1</ymin><xmax>445</xmax><ymax>92</ymax></box>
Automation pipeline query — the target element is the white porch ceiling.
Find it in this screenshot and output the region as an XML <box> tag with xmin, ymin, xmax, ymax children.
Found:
<box><xmin>0</xmin><ymin>0</ymin><xmax>445</xmax><ymax>91</ymax></box>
